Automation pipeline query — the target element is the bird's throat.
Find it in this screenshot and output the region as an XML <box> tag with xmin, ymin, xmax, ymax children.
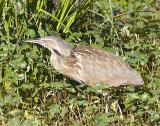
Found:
<box><xmin>50</xmin><ymin>53</ymin><xmax>64</xmax><ymax>72</ymax></box>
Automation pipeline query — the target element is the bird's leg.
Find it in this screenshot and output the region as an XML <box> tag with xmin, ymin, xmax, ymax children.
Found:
<box><xmin>117</xmin><ymin>101</ymin><xmax>123</xmax><ymax>119</ymax></box>
<box><xmin>102</xmin><ymin>92</ymin><xmax>109</xmax><ymax>113</ymax></box>
<box><xmin>96</xmin><ymin>85</ymin><xmax>110</xmax><ymax>113</ymax></box>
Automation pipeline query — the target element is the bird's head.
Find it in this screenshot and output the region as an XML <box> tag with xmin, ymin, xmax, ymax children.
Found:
<box><xmin>25</xmin><ymin>36</ymin><xmax>71</xmax><ymax>56</ymax></box>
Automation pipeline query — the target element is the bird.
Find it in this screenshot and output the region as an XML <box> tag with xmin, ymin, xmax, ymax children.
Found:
<box><xmin>25</xmin><ymin>36</ymin><xmax>144</xmax><ymax>87</ymax></box>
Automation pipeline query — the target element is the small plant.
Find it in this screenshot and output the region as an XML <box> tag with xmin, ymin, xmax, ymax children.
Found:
<box><xmin>0</xmin><ymin>0</ymin><xmax>159</xmax><ymax>125</ymax></box>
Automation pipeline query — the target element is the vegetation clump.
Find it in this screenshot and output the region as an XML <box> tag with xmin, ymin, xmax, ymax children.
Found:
<box><xmin>0</xmin><ymin>0</ymin><xmax>159</xmax><ymax>125</ymax></box>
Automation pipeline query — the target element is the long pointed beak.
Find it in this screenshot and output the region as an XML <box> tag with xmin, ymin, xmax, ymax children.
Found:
<box><xmin>25</xmin><ymin>38</ymin><xmax>50</xmax><ymax>50</ymax></box>
<box><xmin>25</xmin><ymin>38</ymin><xmax>48</xmax><ymax>48</ymax></box>
<box><xmin>25</xmin><ymin>39</ymin><xmax>45</xmax><ymax>44</ymax></box>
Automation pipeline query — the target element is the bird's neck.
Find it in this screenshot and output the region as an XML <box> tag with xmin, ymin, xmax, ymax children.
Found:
<box><xmin>59</xmin><ymin>47</ymin><xmax>71</xmax><ymax>56</ymax></box>
<box><xmin>54</xmin><ymin>40</ymin><xmax>72</xmax><ymax>57</ymax></box>
<box><xmin>50</xmin><ymin>44</ymin><xmax>71</xmax><ymax>71</ymax></box>
<box><xmin>50</xmin><ymin>52</ymin><xmax>66</xmax><ymax>72</ymax></box>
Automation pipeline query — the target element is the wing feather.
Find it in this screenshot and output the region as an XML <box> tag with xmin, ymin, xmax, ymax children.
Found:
<box><xmin>62</xmin><ymin>46</ymin><xmax>143</xmax><ymax>86</ymax></box>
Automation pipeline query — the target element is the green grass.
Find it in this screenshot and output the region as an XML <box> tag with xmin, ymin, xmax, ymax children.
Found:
<box><xmin>0</xmin><ymin>0</ymin><xmax>160</xmax><ymax>125</ymax></box>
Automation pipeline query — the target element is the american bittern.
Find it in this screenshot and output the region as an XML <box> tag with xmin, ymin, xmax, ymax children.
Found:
<box><xmin>26</xmin><ymin>36</ymin><xmax>144</xmax><ymax>87</ymax></box>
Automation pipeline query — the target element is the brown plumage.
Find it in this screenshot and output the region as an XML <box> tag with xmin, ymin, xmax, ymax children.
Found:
<box><xmin>25</xmin><ymin>36</ymin><xmax>144</xmax><ymax>87</ymax></box>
